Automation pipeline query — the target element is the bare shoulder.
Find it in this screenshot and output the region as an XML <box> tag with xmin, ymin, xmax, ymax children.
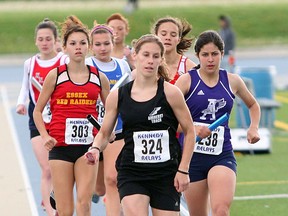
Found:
<box><xmin>46</xmin><ymin>67</ymin><xmax>58</xmax><ymax>82</ymax></box>
<box><xmin>228</xmin><ymin>72</ymin><xmax>243</xmax><ymax>84</ymax></box>
<box><xmin>99</xmin><ymin>71</ymin><xmax>109</xmax><ymax>84</ymax></box>
<box><xmin>175</xmin><ymin>73</ymin><xmax>191</xmax><ymax>95</ymax></box>
<box><xmin>177</xmin><ymin>72</ymin><xmax>190</xmax><ymax>84</ymax></box>
<box><xmin>227</xmin><ymin>72</ymin><xmax>241</xmax><ymax>80</ymax></box>
<box><xmin>164</xmin><ymin>81</ymin><xmax>183</xmax><ymax>99</ymax></box>
<box><xmin>227</xmin><ymin>72</ymin><xmax>247</xmax><ymax>93</ymax></box>
<box><xmin>186</xmin><ymin>58</ymin><xmax>197</xmax><ymax>71</ymax></box>
<box><xmin>42</xmin><ymin>67</ymin><xmax>58</xmax><ymax>90</ymax></box>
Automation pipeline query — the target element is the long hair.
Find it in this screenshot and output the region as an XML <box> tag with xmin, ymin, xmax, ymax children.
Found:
<box><xmin>60</xmin><ymin>15</ymin><xmax>90</xmax><ymax>47</ymax></box>
<box><xmin>133</xmin><ymin>34</ymin><xmax>170</xmax><ymax>81</ymax></box>
<box><xmin>193</xmin><ymin>30</ymin><xmax>224</xmax><ymax>69</ymax></box>
<box><xmin>151</xmin><ymin>16</ymin><xmax>194</xmax><ymax>55</ymax></box>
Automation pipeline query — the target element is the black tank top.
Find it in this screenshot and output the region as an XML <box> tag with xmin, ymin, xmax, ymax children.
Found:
<box><xmin>117</xmin><ymin>78</ymin><xmax>181</xmax><ymax>179</ymax></box>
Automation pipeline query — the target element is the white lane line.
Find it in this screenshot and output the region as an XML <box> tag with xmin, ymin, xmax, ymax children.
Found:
<box><xmin>1</xmin><ymin>86</ymin><xmax>39</xmax><ymax>216</ymax></box>
<box><xmin>237</xmin><ymin>180</ymin><xmax>288</xmax><ymax>185</ymax></box>
<box><xmin>234</xmin><ymin>194</ymin><xmax>288</xmax><ymax>200</ymax></box>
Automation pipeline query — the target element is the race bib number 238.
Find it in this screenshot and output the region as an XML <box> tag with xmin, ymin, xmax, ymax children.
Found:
<box><xmin>194</xmin><ymin>122</ymin><xmax>224</xmax><ymax>155</ymax></box>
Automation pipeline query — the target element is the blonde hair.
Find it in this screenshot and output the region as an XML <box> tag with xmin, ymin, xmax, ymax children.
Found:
<box><xmin>90</xmin><ymin>21</ymin><xmax>114</xmax><ymax>43</ymax></box>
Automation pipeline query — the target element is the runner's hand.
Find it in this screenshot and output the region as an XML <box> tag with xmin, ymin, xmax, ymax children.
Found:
<box><xmin>43</xmin><ymin>135</ymin><xmax>57</xmax><ymax>151</ymax></box>
<box><xmin>85</xmin><ymin>147</ymin><xmax>100</xmax><ymax>165</ymax></box>
<box><xmin>174</xmin><ymin>171</ymin><xmax>190</xmax><ymax>192</ymax></box>
<box><xmin>247</xmin><ymin>127</ymin><xmax>260</xmax><ymax>144</ymax></box>
<box><xmin>16</xmin><ymin>104</ymin><xmax>27</xmax><ymax>115</ymax></box>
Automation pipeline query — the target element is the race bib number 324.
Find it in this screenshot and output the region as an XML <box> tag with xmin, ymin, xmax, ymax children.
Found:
<box><xmin>133</xmin><ymin>130</ymin><xmax>170</xmax><ymax>163</ymax></box>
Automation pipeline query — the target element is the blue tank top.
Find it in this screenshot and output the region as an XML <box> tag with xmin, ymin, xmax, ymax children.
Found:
<box><xmin>92</xmin><ymin>59</ymin><xmax>123</xmax><ymax>89</ymax></box>
<box><xmin>183</xmin><ymin>69</ymin><xmax>235</xmax><ymax>152</ymax></box>
<box><xmin>92</xmin><ymin>58</ymin><xmax>124</xmax><ymax>134</ymax></box>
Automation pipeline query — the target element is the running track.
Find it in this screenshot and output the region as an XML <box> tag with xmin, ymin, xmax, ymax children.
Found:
<box><xmin>1</xmin><ymin>51</ymin><xmax>288</xmax><ymax>215</ymax></box>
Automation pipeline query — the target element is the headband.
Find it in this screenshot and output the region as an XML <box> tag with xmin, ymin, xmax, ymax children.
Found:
<box><xmin>91</xmin><ymin>25</ymin><xmax>113</xmax><ymax>36</ymax></box>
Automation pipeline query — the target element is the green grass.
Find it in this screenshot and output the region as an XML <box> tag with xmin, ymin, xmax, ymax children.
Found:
<box><xmin>0</xmin><ymin>2</ymin><xmax>288</xmax><ymax>54</ymax></box>
<box><xmin>275</xmin><ymin>91</ymin><xmax>288</xmax><ymax>123</ymax></box>
<box><xmin>1</xmin><ymin>1</ymin><xmax>288</xmax><ymax>215</ymax></box>
<box><xmin>232</xmin><ymin>130</ymin><xmax>288</xmax><ymax>216</ymax></box>
<box><xmin>230</xmin><ymin>90</ymin><xmax>288</xmax><ymax>216</ymax></box>
<box><xmin>231</xmin><ymin>199</ymin><xmax>288</xmax><ymax>216</ymax></box>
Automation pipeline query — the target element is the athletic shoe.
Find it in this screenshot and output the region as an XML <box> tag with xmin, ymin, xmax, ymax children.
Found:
<box><xmin>50</xmin><ymin>190</ymin><xmax>56</xmax><ymax>210</ymax></box>
<box><xmin>92</xmin><ymin>194</ymin><xmax>100</xmax><ymax>203</ymax></box>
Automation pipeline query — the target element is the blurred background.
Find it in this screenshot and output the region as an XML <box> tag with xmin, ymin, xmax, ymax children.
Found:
<box><xmin>0</xmin><ymin>1</ymin><xmax>287</xmax><ymax>216</ymax></box>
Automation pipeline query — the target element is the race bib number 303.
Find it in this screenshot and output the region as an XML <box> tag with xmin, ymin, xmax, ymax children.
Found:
<box><xmin>133</xmin><ymin>130</ymin><xmax>170</xmax><ymax>163</ymax></box>
<box><xmin>65</xmin><ymin>118</ymin><xmax>94</xmax><ymax>145</ymax></box>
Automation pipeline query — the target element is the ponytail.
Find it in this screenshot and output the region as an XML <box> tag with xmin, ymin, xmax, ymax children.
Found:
<box><xmin>158</xmin><ymin>62</ymin><xmax>170</xmax><ymax>82</ymax></box>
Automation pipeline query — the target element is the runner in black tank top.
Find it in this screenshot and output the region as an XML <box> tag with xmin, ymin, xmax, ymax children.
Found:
<box><xmin>117</xmin><ymin>78</ymin><xmax>181</xmax><ymax>178</ymax></box>
<box><xmin>85</xmin><ymin>34</ymin><xmax>195</xmax><ymax>215</ymax></box>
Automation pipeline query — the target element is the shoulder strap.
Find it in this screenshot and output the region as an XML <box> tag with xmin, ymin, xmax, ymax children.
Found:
<box><xmin>157</xmin><ymin>77</ymin><xmax>164</xmax><ymax>95</ymax></box>
<box><xmin>55</xmin><ymin>64</ymin><xmax>69</xmax><ymax>86</ymax></box>
<box><xmin>58</xmin><ymin>64</ymin><xmax>67</xmax><ymax>74</ymax></box>
<box><xmin>177</xmin><ymin>55</ymin><xmax>188</xmax><ymax>75</ymax></box>
<box><xmin>88</xmin><ymin>65</ymin><xmax>101</xmax><ymax>87</ymax></box>
<box><xmin>28</xmin><ymin>55</ymin><xmax>36</xmax><ymax>78</ymax></box>
<box><xmin>88</xmin><ymin>64</ymin><xmax>99</xmax><ymax>75</ymax></box>
<box><xmin>118</xmin><ymin>80</ymin><xmax>133</xmax><ymax>107</ymax></box>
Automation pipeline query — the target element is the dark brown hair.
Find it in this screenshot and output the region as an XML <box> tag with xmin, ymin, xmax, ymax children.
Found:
<box><xmin>151</xmin><ymin>16</ymin><xmax>194</xmax><ymax>55</ymax></box>
<box><xmin>194</xmin><ymin>30</ymin><xmax>224</xmax><ymax>54</ymax></box>
<box><xmin>35</xmin><ymin>18</ymin><xmax>58</xmax><ymax>40</ymax></box>
<box><xmin>194</xmin><ymin>30</ymin><xmax>224</xmax><ymax>69</ymax></box>
<box><xmin>60</xmin><ymin>15</ymin><xmax>90</xmax><ymax>47</ymax></box>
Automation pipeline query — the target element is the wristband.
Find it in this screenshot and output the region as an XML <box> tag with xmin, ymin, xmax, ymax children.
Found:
<box><xmin>177</xmin><ymin>169</ymin><xmax>189</xmax><ymax>175</ymax></box>
<box><xmin>89</xmin><ymin>146</ymin><xmax>101</xmax><ymax>152</ymax></box>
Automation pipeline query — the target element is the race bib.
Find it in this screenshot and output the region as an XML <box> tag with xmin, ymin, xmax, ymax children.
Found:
<box><xmin>42</xmin><ymin>102</ymin><xmax>52</xmax><ymax>123</ymax></box>
<box><xmin>194</xmin><ymin>122</ymin><xmax>224</xmax><ymax>155</ymax></box>
<box><xmin>65</xmin><ymin>118</ymin><xmax>94</xmax><ymax>145</ymax></box>
<box><xmin>96</xmin><ymin>100</ymin><xmax>105</xmax><ymax>125</ymax></box>
<box><xmin>133</xmin><ymin>130</ymin><xmax>170</xmax><ymax>163</ymax></box>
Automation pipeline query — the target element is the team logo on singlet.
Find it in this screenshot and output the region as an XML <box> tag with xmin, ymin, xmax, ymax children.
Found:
<box><xmin>148</xmin><ymin>107</ymin><xmax>163</xmax><ymax>123</ymax></box>
<box><xmin>200</xmin><ymin>98</ymin><xmax>226</xmax><ymax>120</ymax></box>
<box><xmin>35</xmin><ymin>72</ymin><xmax>44</xmax><ymax>84</ymax></box>
<box><xmin>197</xmin><ymin>90</ymin><xmax>205</xmax><ymax>95</ymax></box>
